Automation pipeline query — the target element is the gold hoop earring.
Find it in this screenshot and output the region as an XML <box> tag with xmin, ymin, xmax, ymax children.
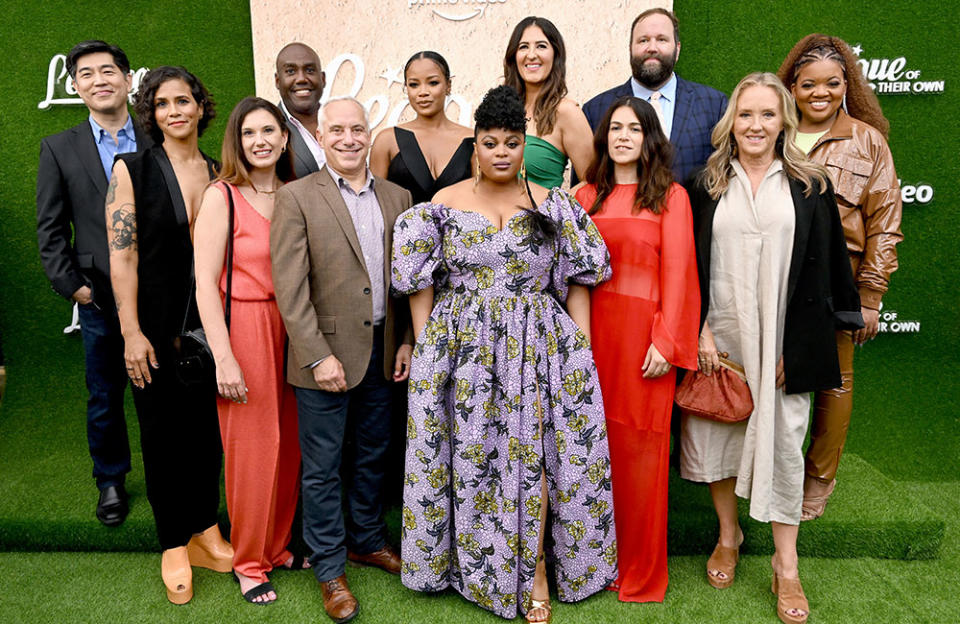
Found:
<box><xmin>518</xmin><ymin>159</ymin><xmax>526</xmax><ymax>186</ymax></box>
<box><xmin>474</xmin><ymin>154</ymin><xmax>482</xmax><ymax>187</ymax></box>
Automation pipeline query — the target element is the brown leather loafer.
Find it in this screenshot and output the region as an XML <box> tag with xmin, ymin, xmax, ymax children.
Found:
<box><xmin>320</xmin><ymin>574</ymin><xmax>359</xmax><ymax>623</ymax></box>
<box><xmin>346</xmin><ymin>545</ymin><xmax>401</xmax><ymax>575</ymax></box>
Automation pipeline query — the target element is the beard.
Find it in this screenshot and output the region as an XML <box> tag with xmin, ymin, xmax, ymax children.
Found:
<box><xmin>630</xmin><ymin>50</ymin><xmax>677</xmax><ymax>88</ymax></box>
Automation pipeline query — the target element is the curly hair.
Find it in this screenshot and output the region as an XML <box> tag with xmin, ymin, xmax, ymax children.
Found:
<box><xmin>474</xmin><ymin>85</ymin><xmax>527</xmax><ymax>133</ymax></box>
<box><xmin>701</xmin><ymin>72</ymin><xmax>828</xmax><ymax>200</ymax></box>
<box><xmin>503</xmin><ymin>16</ymin><xmax>567</xmax><ymax>137</ymax></box>
<box><xmin>217</xmin><ymin>97</ymin><xmax>295</xmax><ymax>187</ymax></box>
<box><xmin>777</xmin><ymin>34</ymin><xmax>889</xmax><ymax>139</ymax></box>
<box><xmin>584</xmin><ymin>96</ymin><xmax>674</xmax><ymax>215</ymax></box>
<box><xmin>133</xmin><ymin>66</ymin><xmax>215</xmax><ymax>143</ymax></box>
<box><xmin>473</xmin><ymin>86</ymin><xmax>555</xmax><ymax>243</ymax></box>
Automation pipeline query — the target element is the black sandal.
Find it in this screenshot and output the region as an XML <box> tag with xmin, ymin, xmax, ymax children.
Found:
<box><xmin>241</xmin><ymin>580</ymin><xmax>277</xmax><ymax>605</ymax></box>
<box><xmin>233</xmin><ymin>573</ymin><xmax>277</xmax><ymax>605</ymax></box>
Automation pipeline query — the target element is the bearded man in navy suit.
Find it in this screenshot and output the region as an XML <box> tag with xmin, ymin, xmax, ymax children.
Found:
<box><xmin>583</xmin><ymin>8</ymin><xmax>727</xmax><ymax>183</ymax></box>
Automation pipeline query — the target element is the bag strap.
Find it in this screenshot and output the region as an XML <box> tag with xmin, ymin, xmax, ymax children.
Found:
<box><xmin>180</xmin><ymin>182</ymin><xmax>236</xmax><ymax>334</ymax></box>
<box><xmin>717</xmin><ymin>352</ymin><xmax>747</xmax><ymax>380</ymax></box>
<box><xmin>224</xmin><ymin>184</ymin><xmax>235</xmax><ymax>331</ymax></box>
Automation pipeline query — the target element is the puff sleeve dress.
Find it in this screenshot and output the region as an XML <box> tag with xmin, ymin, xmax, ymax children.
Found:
<box><xmin>392</xmin><ymin>189</ymin><xmax>618</xmax><ymax>618</ymax></box>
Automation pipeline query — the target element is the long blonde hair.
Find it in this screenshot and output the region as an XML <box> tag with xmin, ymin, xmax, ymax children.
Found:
<box><xmin>701</xmin><ymin>72</ymin><xmax>828</xmax><ymax>199</ymax></box>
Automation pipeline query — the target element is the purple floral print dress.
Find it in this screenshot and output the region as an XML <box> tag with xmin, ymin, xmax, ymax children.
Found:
<box><xmin>391</xmin><ymin>188</ymin><xmax>617</xmax><ymax>619</ymax></box>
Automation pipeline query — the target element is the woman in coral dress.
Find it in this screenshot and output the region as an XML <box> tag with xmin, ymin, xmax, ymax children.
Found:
<box><xmin>195</xmin><ymin>98</ymin><xmax>304</xmax><ymax>604</ymax></box>
<box><xmin>576</xmin><ymin>96</ymin><xmax>699</xmax><ymax>602</ymax></box>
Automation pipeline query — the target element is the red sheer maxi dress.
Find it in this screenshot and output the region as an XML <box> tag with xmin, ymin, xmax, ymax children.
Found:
<box><xmin>576</xmin><ymin>183</ymin><xmax>699</xmax><ymax>602</ymax></box>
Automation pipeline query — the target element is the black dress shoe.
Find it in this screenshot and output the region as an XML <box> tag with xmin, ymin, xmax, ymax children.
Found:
<box><xmin>96</xmin><ymin>485</ymin><xmax>129</xmax><ymax>527</ymax></box>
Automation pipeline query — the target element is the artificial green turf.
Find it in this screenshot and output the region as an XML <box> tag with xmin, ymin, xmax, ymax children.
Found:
<box><xmin>0</xmin><ymin>315</ymin><xmax>946</xmax><ymax>558</ymax></box>
<box><xmin>0</xmin><ymin>408</ymin><xmax>944</xmax><ymax>561</ymax></box>
<box><xmin>2</xmin><ymin>480</ymin><xmax>957</xmax><ymax>623</ymax></box>
<box><xmin>668</xmin><ymin>454</ymin><xmax>944</xmax><ymax>560</ymax></box>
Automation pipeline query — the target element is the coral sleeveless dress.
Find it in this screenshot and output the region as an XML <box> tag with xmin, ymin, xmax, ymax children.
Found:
<box><xmin>215</xmin><ymin>182</ymin><xmax>300</xmax><ymax>582</ymax></box>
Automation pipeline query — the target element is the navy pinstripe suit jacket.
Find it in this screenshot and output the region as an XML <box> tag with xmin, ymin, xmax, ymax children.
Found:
<box><xmin>583</xmin><ymin>75</ymin><xmax>728</xmax><ymax>184</ymax></box>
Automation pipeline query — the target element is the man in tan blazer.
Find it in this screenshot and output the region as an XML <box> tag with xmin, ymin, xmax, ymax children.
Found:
<box><xmin>271</xmin><ymin>97</ymin><xmax>412</xmax><ymax>623</ymax></box>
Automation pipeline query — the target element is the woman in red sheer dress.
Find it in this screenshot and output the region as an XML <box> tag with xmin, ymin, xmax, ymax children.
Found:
<box><xmin>575</xmin><ymin>95</ymin><xmax>699</xmax><ymax>602</ymax></box>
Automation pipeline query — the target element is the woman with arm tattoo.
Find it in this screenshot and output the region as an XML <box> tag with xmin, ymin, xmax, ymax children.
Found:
<box><xmin>106</xmin><ymin>66</ymin><xmax>230</xmax><ymax>605</ymax></box>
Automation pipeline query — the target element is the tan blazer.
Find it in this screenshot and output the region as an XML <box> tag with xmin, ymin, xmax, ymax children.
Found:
<box><xmin>271</xmin><ymin>166</ymin><xmax>413</xmax><ymax>390</ymax></box>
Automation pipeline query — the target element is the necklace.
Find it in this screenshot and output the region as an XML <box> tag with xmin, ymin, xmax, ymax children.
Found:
<box><xmin>253</xmin><ymin>186</ymin><xmax>277</xmax><ymax>195</ymax></box>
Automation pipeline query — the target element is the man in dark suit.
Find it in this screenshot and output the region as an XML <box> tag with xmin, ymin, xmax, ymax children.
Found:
<box><xmin>271</xmin><ymin>97</ymin><xmax>412</xmax><ymax>623</ymax></box>
<box><xmin>36</xmin><ymin>40</ymin><xmax>149</xmax><ymax>526</ymax></box>
<box><xmin>583</xmin><ymin>8</ymin><xmax>727</xmax><ymax>183</ymax></box>
<box><xmin>275</xmin><ymin>42</ymin><xmax>326</xmax><ymax>179</ymax></box>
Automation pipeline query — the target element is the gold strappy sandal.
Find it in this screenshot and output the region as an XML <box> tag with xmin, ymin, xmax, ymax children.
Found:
<box><xmin>526</xmin><ymin>597</ymin><xmax>552</xmax><ymax>624</ymax></box>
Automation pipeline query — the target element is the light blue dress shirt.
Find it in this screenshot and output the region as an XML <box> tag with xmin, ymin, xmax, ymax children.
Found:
<box><xmin>88</xmin><ymin>114</ymin><xmax>138</xmax><ymax>181</ymax></box>
<box><xmin>631</xmin><ymin>73</ymin><xmax>678</xmax><ymax>139</ymax></box>
<box><xmin>329</xmin><ymin>167</ymin><xmax>385</xmax><ymax>324</ymax></box>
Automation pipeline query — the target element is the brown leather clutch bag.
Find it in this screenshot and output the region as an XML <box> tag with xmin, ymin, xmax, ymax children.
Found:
<box><xmin>675</xmin><ymin>353</ymin><xmax>754</xmax><ymax>423</ymax></box>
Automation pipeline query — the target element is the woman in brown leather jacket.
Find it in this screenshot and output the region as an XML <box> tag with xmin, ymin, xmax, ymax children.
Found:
<box><xmin>778</xmin><ymin>35</ymin><xmax>903</xmax><ymax>520</ymax></box>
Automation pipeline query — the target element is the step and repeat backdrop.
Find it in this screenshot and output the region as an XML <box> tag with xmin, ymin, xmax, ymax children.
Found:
<box><xmin>2</xmin><ymin>0</ymin><xmax>957</xmax><ymax>478</ymax></box>
<box><xmin>249</xmin><ymin>0</ymin><xmax>653</xmax><ymax>131</ymax></box>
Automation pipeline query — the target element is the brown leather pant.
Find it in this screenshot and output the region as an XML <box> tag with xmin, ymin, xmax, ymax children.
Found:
<box><xmin>805</xmin><ymin>330</ymin><xmax>855</xmax><ymax>483</ymax></box>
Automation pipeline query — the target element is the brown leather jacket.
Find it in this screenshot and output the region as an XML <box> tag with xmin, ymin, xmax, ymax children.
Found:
<box><xmin>808</xmin><ymin>110</ymin><xmax>902</xmax><ymax>309</ymax></box>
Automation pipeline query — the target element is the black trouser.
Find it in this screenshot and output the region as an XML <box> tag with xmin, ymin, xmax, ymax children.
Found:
<box><xmin>295</xmin><ymin>327</ymin><xmax>392</xmax><ymax>583</ymax></box>
<box><xmin>132</xmin><ymin>340</ymin><xmax>222</xmax><ymax>550</ymax></box>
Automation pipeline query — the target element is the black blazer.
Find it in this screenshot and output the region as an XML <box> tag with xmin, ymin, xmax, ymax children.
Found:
<box><xmin>36</xmin><ymin>118</ymin><xmax>150</xmax><ymax>310</ymax></box>
<box><xmin>582</xmin><ymin>75</ymin><xmax>728</xmax><ymax>183</ymax></box>
<box><xmin>284</xmin><ymin>114</ymin><xmax>321</xmax><ymax>180</ymax></box>
<box><xmin>686</xmin><ymin>169</ymin><xmax>863</xmax><ymax>394</ymax></box>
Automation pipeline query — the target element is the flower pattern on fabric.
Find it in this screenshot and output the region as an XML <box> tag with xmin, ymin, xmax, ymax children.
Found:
<box><xmin>392</xmin><ymin>188</ymin><xmax>617</xmax><ymax>619</ymax></box>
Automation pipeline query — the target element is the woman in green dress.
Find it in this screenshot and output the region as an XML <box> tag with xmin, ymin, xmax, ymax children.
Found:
<box><xmin>503</xmin><ymin>16</ymin><xmax>594</xmax><ymax>189</ymax></box>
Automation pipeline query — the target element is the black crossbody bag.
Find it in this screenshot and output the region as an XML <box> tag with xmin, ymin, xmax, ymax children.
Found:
<box><xmin>174</xmin><ymin>185</ymin><xmax>235</xmax><ymax>387</ymax></box>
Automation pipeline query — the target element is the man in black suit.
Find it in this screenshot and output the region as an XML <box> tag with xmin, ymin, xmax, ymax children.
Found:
<box><xmin>36</xmin><ymin>40</ymin><xmax>149</xmax><ymax>527</ymax></box>
<box><xmin>275</xmin><ymin>42</ymin><xmax>326</xmax><ymax>179</ymax></box>
<box><xmin>582</xmin><ymin>8</ymin><xmax>727</xmax><ymax>183</ymax></box>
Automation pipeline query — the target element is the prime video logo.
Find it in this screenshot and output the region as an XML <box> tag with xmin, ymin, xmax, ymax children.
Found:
<box><xmin>406</xmin><ymin>0</ymin><xmax>508</xmax><ymax>22</ymax></box>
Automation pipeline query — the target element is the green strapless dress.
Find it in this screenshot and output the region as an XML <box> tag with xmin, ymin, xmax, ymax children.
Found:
<box><xmin>524</xmin><ymin>135</ymin><xmax>567</xmax><ymax>189</ymax></box>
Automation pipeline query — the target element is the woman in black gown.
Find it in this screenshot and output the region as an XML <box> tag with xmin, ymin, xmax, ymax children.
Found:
<box><xmin>370</xmin><ymin>51</ymin><xmax>474</xmax><ymax>202</ymax></box>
